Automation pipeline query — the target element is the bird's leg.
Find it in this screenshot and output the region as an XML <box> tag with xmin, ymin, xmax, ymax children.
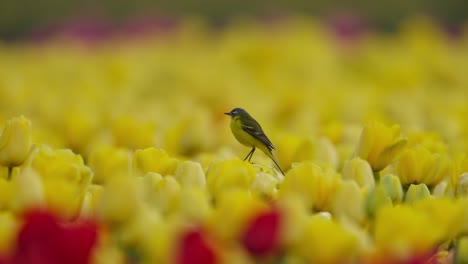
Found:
<box><xmin>243</xmin><ymin>147</ymin><xmax>256</xmax><ymax>162</ymax></box>
<box><xmin>248</xmin><ymin>147</ymin><xmax>256</xmax><ymax>162</ymax></box>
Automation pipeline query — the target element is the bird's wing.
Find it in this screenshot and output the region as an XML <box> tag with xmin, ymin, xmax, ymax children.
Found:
<box><xmin>242</xmin><ymin>120</ymin><xmax>275</xmax><ymax>151</ymax></box>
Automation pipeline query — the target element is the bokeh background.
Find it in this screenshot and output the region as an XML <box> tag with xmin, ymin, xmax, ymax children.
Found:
<box><xmin>1</xmin><ymin>0</ymin><xmax>467</xmax><ymax>40</ymax></box>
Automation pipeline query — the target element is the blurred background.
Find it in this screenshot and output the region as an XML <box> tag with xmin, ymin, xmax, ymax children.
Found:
<box><xmin>0</xmin><ymin>0</ymin><xmax>467</xmax><ymax>40</ymax></box>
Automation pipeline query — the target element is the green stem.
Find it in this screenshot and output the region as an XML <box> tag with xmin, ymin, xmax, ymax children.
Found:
<box><xmin>453</xmin><ymin>237</ymin><xmax>459</xmax><ymax>263</ymax></box>
<box><xmin>7</xmin><ymin>166</ymin><xmax>13</xmax><ymax>181</ymax></box>
<box><xmin>373</xmin><ymin>171</ymin><xmax>380</xmax><ymax>182</ymax></box>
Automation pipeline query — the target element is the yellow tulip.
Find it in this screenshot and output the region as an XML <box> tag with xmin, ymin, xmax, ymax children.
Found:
<box><xmin>452</xmin><ymin>154</ymin><xmax>468</xmax><ymax>192</ymax></box>
<box><xmin>374</xmin><ymin>205</ymin><xmax>446</xmax><ymax>260</ymax></box>
<box><xmin>91</xmin><ymin>242</ymin><xmax>127</xmax><ymax>264</ymax></box>
<box><xmin>60</xmin><ymin>110</ymin><xmax>98</xmax><ymax>153</ymax></box>
<box><xmin>365</xmin><ymin>185</ymin><xmax>392</xmax><ymax>218</ymax></box>
<box><xmin>9</xmin><ymin>167</ymin><xmax>45</xmax><ymax>213</ymax></box>
<box><xmin>457</xmin><ymin>173</ymin><xmax>468</xmax><ymax>197</ymax></box>
<box><xmin>175</xmin><ymin>186</ymin><xmax>212</xmax><ymax>222</ymax></box>
<box><xmin>432</xmin><ymin>181</ymin><xmax>450</xmax><ymax>198</ymax></box>
<box><xmin>342</xmin><ymin>157</ymin><xmax>375</xmax><ymax>189</ymax></box>
<box><xmin>0</xmin><ymin>212</ymin><xmax>19</xmax><ymax>255</ymax></box>
<box><xmin>133</xmin><ymin>147</ymin><xmax>178</xmax><ymax>176</ymax></box>
<box><xmin>148</xmin><ymin>176</ymin><xmax>181</xmax><ymax>215</ymax></box>
<box><xmin>279</xmin><ymin>162</ymin><xmax>340</xmax><ymax>211</ymax></box>
<box><xmin>277</xmin><ymin>136</ymin><xmax>338</xmax><ymax>169</ymax></box>
<box><xmin>208</xmin><ymin>189</ymin><xmax>268</xmax><ymax>242</ymax></box>
<box><xmin>275</xmin><ymin>133</ymin><xmax>304</xmax><ymax>170</ymax></box>
<box><xmin>406</xmin><ymin>132</ymin><xmax>448</xmax><ymax>153</ymax></box>
<box><xmin>404</xmin><ymin>184</ymin><xmax>432</xmax><ymax>204</ymax></box>
<box><xmin>88</xmin><ymin>145</ymin><xmax>131</xmax><ymax>184</ymax></box>
<box><xmin>29</xmin><ymin>145</ymin><xmax>93</xmax><ymax>219</ymax></box>
<box><xmin>139</xmin><ymin>172</ymin><xmax>163</xmax><ymax>202</ymax></box>
<box><xmin>296</xmin><ymin>216</ymin><xmax>359</xmax><ymax>263</ymax></box>
<box><xmin>117</xmin><ymin>209</ymin><xmax>164</xmax><ymax>259</ymax></box>
<box><xmin>112</xmin><ymin>116</ymin><xmax>156</xmax><ymax>149</ymax></box>
<box><xmin>206</xmin><ymin>158</ymin><xmax>256</xmax><ymax>200</ymax></box>
<box><xmin>0</xmin><ymin>116</ymin><xmax>32</xmax><ymax>168</ymax></box>
<box><xmin>165</xmin><ymin>110</ymin><xmax>215</xmax><ymax>156</ymax></box>
<box><xmin>174</xmin><ymin>160</ymin><xmax>206</xmax><ymax>188</ymax></box>
<box><xmin>414</xmin><ymin>198</ymin><xmax>465</xmax><ymax>241</ymax></box>
<box><xmin>250</xmin><ymin>172</ymin><xmax>279</xmax><ymax>199</ymax></box>
<box><xmin>98</xmin><ymin>175</ymin><xmax>143</xmax><ymax>225</ymax></box>
<box><xmin>333</xmin><ymin>180</ymin><xmax>365</xmax><ymax>224</ymax></box>
<box><xmin>460</xmin><ymin>198</ymin><xmax>468</xmax><ymax>235</ymax></box>
<box><xmin>276</xmin><ymin>194</ymin><xmax>309</xmax><ymax>247</ymax></box>
<box><xmin>355</xmin><ymin>121</ymin><xmax>407</xmax><ymax>172</ymax></box>
<box><xmin>31</xmin><ymin>144</ymin><xmax>89</xmax><ymax>181</ymax></box>
<box><xmin>379</xmin><ymin>174</ymin><xmax>404</xmax><ymax>203</ymax></box>
<box><xmin>79</xmin><ymin>184</ymin><xmax>104</xmax><ymax>219</ymax></box>
<box><xmin>314</xmin><ymin>137</ymin><xmax>339</xmax><ymax>169</ymax></box>
<box><xmin>143</xmin><ymin>220</ymin><xmax>175</xmax><ymax>263</ymax></box>
<box><xmin>396</xmin><ymin>146</ymin><xmax>451</xmax><ymax>187</ymax></box>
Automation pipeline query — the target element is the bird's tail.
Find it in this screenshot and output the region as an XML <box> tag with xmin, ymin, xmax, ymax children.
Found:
<box><xmin>267</xmin><ymin>151</ymin><xmax>285</xmax><ymax>176</ymax></box>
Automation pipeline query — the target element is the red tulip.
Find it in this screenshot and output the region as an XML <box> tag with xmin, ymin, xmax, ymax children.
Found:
<box><xmin>177</xmin><ymin>229</ymin><xmax>218</xmax><ymax>264</ymax></box>
<box><xmin>241</xmin><ymin>209</ymin><xmax>282</xmax><ymax>256</ymax></box>
<box><xmin>4</xmin><ymin>210</ymin><xmax>98</xmax><ymax>264</ymax></box>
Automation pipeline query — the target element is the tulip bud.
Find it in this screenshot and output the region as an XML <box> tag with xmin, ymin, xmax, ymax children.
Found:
<box><xmin>314</xmin><ymin>137</ymin><xmax>339</xmax><ymax>169</ymax></box>
<box><xmin>379</xmin><ymin>174</ymin><xmax>404</xmax><ymax>203</ymax></box>
<box><xmin>174</xmin><ymin>161</ymin><xmax>206</xmax><ymax>188</ymax></box>
<box><xmin>133</xmin><ymin>147</ymin><xmax>178</xmax><ymax>176</ymax></box>
<box><xmin>250</xmin><ymin>172</ymin><xmax>279</xmax><ymax>199</ymax></box>
<box><xmin>9</xmin><ymin>167</ymin><xmax>45</xmax><ymax>213</ymax></box>
<box><xmin>98</xmin><ymin>176</ymin><xmax>142</xmax><ymax>225</ymax></box>
<box><xmin>79</xmin><ymin>184</ymin><xmax>104</xmax><ymax>219</ymax></box>
<box><xmin>296</xmin><ymin>216</ymin><xmax>358</xmax><ymax>263</ymax></box>
<box><xmin>118</xmin><ymin>209</ymin><xmax>163</xmax><ymax>257</ymax></box>
<box><xmin>176</xmin><ymin>187</ymin><xmax>212</xmax><ymax>223</ymax></box>
<box><xmin>276</xmin><ymin>194</ymin><xmax>309</xmax><ymax>247</ymax></box>
<box><xmin>366</xmin><ymin>185</ymin><xmax>392</xmax><ymax>218</ymax></box>
<box><xmin>433</xmin><ymin>181</ymin><xmax>449</xmax><ymax>198</ymax></box>
<box><xmin>140</xmin><ymin>172</ymin><xmax>163</xmax><ymax>202</ymax></box>
<box><xmin>279</xmin><ymin>162</ymin><xmax>340</xmax><ymax>212</ymax></box>
<box><xmin>395</xmin><ymin>146</ymin><xmax>450</xmax><ymax>188</ymax></box>
<box><xmin>150</xmin><ymin>176</ymin><xmax>181</xmax><ymax>215</ymax></box>
<box><xmin>342</xmin><ymin>157</ymin><xmax>375</xmax><ymax>189</ymax></box>
<box><xmin>112</xmin><ymin>116</ymin><xmax>156</xmax><ymax>150</ymax></box>
<box><xmin>404</xmin><ymin>184</ymin><xmax>431</xmax><ymax>204</ymax></box>
<box><xmin>88</xmin><ymin>145</ymin><xmax>131</xmax><ymax>184</ymax></box>
<box><xmin>456</xmin><ymin>173</ymin><xmax>468</xmax><ymax>197</ymax></box>
<box><xmin>0</xmin><ymin>116</ymin><xmax>32</xmax><ymax>168</ymax></box>
<box><xmin>355</xmin><ymin>121</ymin><xmax>407</xmax><ymax>172</ymax></box>
<box><xmin>206</xmin><ymin>159</ymin><xmax>256</xmax><ymax>200</ymax></box>
<box><xmin>333</xmin><ymin>180</ymin><xmax>365</xmax><ymax>223</ymax></box>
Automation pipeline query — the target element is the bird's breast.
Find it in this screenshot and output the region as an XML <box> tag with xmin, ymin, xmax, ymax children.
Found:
<box><xmin>230</xmin><ymin>118</ymin><xmax>254</xmax><ymax>147</ymax></box>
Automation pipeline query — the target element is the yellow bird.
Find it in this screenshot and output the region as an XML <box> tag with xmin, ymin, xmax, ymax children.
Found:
<box><xmin>224</xmin><ymin>107</ymin><xmax>285</xmax><ymax>175</ymax></box>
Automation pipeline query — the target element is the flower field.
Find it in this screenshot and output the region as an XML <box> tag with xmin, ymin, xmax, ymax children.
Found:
<box><xmin>1</xmin><ymin>17</ymin><xmax>468</xmax><ymax>263</ymax></box>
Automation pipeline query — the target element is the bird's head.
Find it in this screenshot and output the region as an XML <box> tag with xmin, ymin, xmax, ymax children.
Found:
<box><xmin>224</xmin><ymin>108</ymin><xmax>246</xmax><ymax>118</ymax></box>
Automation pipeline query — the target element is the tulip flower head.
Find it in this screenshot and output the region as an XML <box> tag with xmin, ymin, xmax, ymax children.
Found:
<box><xmin>355</xmin><ymin>121</ymin><xmax>407</xmax><ymax>173</ymax></box>
<box><xmin>0</xmin><ymin>116</ymin><xmax>32</xmax><ymax>169</ymax></box>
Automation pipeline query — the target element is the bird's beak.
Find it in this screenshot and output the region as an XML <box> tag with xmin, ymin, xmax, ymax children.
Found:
<box><xmin>224</xmin><ymin>112</ymin><xmax>231</xmax><ymax>116</ymax></box>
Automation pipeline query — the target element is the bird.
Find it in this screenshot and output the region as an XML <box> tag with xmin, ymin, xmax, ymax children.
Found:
<box><xmin>224</xmin><ymin>107</ymin><xmax>285</xmax><ymax>175</ymax></box>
